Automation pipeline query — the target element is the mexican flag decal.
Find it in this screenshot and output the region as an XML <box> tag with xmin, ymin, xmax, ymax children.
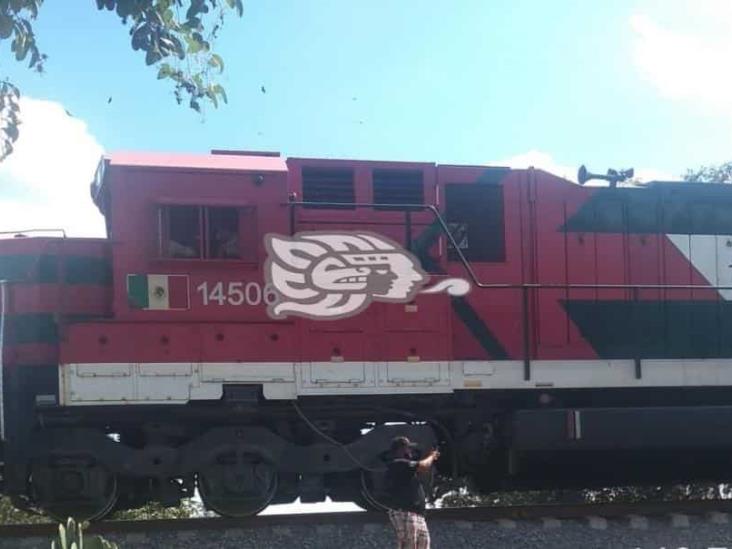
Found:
<box><xmin>127</xmin><ymin>274</ymin><xmax>190</xmax><ymax>310</ymax></box>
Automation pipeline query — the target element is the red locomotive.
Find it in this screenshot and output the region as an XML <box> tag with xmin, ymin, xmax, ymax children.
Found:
<box><xmin>2</xmin><ymin>150</ymin><xmax>732</xmax><ymax>520</ymax></box>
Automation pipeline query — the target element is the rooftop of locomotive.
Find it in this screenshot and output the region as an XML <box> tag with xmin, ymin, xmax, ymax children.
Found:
<box><xmin>103</xmin><ymin>150</ymin><xmax>288</xmax><ymax>173</ymax></box>
<box><xmin>96</xmin><ymin>150</ymin><xmax>732</xmax><ymax>193</ymax></box>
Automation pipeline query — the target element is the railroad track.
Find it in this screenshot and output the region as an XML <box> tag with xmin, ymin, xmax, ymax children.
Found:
<box><xmin>4</xmin><ymin>499</ymin><xmax>732</xmax><ymax>539</ymax></box>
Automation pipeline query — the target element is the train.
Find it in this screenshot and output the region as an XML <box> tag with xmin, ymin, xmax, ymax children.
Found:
<box><xmin>2</xmin><ymin>149</ymin><xmax>732</xmax><ymax>520</ymax></box>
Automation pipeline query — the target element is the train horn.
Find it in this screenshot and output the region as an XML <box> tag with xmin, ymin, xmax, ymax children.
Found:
<box><xmin>577</xmin><ymin>165</ymin><xmax>634</xmax><ymax>188</ymax></box>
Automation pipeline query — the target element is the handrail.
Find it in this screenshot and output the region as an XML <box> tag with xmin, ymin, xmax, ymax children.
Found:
<box><xmin>285</xmin><ymin>199</ymin><xmax>732</xmax><ymax>382</ymax></box>
<box><xmin>285</xmin><ymin>200</ymin><xmax>732</xmax><ymax>291</ymax></box>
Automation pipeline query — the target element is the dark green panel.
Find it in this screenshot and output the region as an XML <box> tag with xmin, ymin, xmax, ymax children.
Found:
<box><xmin>6</xmin><ymin>314</ymin><xmax>57</xmax><ymax>345</ymax></box>
<box><xmin>562</xmin><ymin>184</ymin><xmax>732</xmax><ymax>235</ymax></box>
<box><xmin>563</xmin><ymin>300</ymin><xmax>732</xmax><ymax>359</ymax></box>
<box><xmin>0</xmin><ymin>255</ymin><xmax>110</xmax><ymax>285</ymax></box>
<box><xmin>63</xmin><ymin>256</ymin><xmax>112</xmax><ymax>285</ymax></box>
<box><xmin>4</xmin><ymin>313</ymin><xmax>99</xmax><ymax>345</ymax></box>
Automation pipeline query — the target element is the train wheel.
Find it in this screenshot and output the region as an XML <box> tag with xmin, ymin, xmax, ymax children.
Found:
<box><xmin>30</xmin><ymin>460</ymin><xmax>119</xmax><ymax>522</ymax></box>
<box><xmin>198</xmin><ymin>450</ymin><xmax>278</xmax><ymax>517</ymax></box>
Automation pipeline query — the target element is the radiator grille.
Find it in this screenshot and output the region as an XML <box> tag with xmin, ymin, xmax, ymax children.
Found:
<box><xmin>373</xmin><ymin>170</ymin><xmax>424</xmax><ymax>210</ymax></box>
<box><xmin>302</xmin><ymin>168</ymin><xmax>355</xmax><ymax>209</ymax></box>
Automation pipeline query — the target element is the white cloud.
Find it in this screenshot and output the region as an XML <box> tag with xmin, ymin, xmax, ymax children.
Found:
<box><xmin>492</xmin><ymin>150</ymin><xmax>674</xmax><ymax>184</ymax></box>
<box><xmin>630</xmin><ymin>2</ymin><xmax>732</xmax><ymax>117</ymax></box>
<box><xmin>633</xmin><ymin>167</ymin><xmax>676</xmax><ymax>182</ymax></box>
<box><xmin>492</xmin><ymin>149</ymin><xmax>577</xmax><ymax>182</ymax></box>
<box><xmin>0</xmin><ymin>97</ymin><xmax>105</xmax><ymax>237</ymax></box>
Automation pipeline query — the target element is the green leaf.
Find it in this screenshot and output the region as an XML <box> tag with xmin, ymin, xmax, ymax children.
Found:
<box><xmin>159</xmin><ymin>35</ymin><xmax>178</xmax><ymax>55</ymax></box>
<box><xmin>157</xmin><ymin>63</ymin><xmax>173</xmax><ymax>79</ymax></box>
<box><xmin>145</xmin><ymin>47</ymin><xmax>163</xmax><ymax>65</ymax></box>
<box><xmin>131</xmin><ymin>25</ymin><xmax>148</xmax><ymax>51</ymax></box>
<box><xmin>213</xmin><ymin>84</ymin><xmax>228</xmax><ymax>104</ymax></box>
<box><xmin>185</xmin><ymin>35</ymin><xmax>203</xmax><ymax>54</ymax></box>
<box><xmin>15</xmin><ymin>37</ymin><xmax>30</xmax><ymax>61</ymax></box>
<box><xmin>226</xmin><ymin>0</ymin><xmax>244</xmax><ymax>17</ymax></box>
<box><xmin>0</xmin><ymin>14</ymin><xmax>13</xmax><ymax>39</ymax></box>
<box><xmin>205</xmin><ymin>88</ymin><xmax>218</xmax><ymax>108</ymax></box>
<box><xmin>27</xmin><ymin>1</ymin><xmax>39</xmax><ymax>18</ymax></box>
<box><xmin>6</xmin><ymin>123</ymin><xmax>18</xmax><ymax>141</ymax></box>
<box><xmin>208</xmin><ymin>53</ymin><xmax>224</xmax><ymax>72</ymax></box>
<box><xmin>28</xmin><ymin>47</ymin><xmax>39</xmax><ymax>68</ymax></box>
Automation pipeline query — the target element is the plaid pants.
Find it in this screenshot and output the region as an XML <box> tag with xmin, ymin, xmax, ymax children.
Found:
<box><xmin>387</xmin><ymin>509</ymin><xmax>430</xmax><ymax>549</ymax></box>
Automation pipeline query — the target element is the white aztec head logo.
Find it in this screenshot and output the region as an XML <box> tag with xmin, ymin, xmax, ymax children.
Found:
<box><xmin>264</xmin><ymin>231</ymin><xmax>471</xmax><ymax>320</ymax></box>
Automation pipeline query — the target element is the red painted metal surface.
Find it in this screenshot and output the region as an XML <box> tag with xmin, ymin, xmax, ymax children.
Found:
<box><xmin>0</xmin><ymin>151</ymin><xmax>726</xmax><ymax>368</ymax></box>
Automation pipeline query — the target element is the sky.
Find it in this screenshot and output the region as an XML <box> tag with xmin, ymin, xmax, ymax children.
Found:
<box><xmin>2</xmin><ymin>1</ymin><xmax>732</xmax><ymax>236</ymax></box>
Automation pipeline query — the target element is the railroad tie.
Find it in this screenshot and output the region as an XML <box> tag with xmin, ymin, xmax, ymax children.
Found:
<box><xmin>273</xmin><ymin>526</ymin><xmax>293</xmax><ymax>536</ymax></box>
<box><xmin>541</xmin><ymin>517</ymin><xmax>562</xmax><ymax>529</ymax></box>
<box><xmin>707</xmin><ymin>511</ymin><xmax>729</xmax><ymax>525</ymax></box>
<box><xmin>670</xmin><ymin>513</ymin><xmax>690</xmax><ymax>528</ymax></box>
<box><xmin>586</xmin><ymin>516</ymin><xmax>607</xmax><ymax>530</ymax></box>
<box><xmin>627</xmin><ymin>514</ymin><xmax>649</xmax><ymax>530</ymax></box>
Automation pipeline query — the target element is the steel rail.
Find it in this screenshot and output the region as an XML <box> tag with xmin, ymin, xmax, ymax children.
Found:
<box><xmin>4</xmin><ymin>499</ymin><xmax>732</xmax><ymax>538</ymax></box>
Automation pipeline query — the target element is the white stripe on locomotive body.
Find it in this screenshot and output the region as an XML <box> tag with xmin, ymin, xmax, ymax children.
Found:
<box><xmin>667</xmin><ymin>234</ymin><xmax>732</xmax><ymax>300</ymax></box>
<box><xmin>58</xmin><ymin>358</ymin><xmax>732</xmax><ymax>406</ymax></box>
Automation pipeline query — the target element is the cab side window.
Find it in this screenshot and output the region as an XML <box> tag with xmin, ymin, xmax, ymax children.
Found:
<box><xmin>207</xmin><ymin>207</ymin><xmax>240</xmax><ymax>259</ymax></box>
<box><xmin>159</xmin><ymin>205</ymin><xmax>253</xmax><ymax>260</ymax></box>
<box><xmin>445</xmin><ymin>183</ymin><xmax>506</xmax><ymax>262</ymax></box>
<box><xmin>163</xmin><ymin>205</ymin><xmax>202</xmax><ymax>259</ymax></box>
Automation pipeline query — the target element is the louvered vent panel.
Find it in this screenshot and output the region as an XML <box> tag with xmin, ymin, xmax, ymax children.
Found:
<box><xmin>302</xmin><ymin>168</ymin><xmax>355</xmax><ymax>209</ymax></box>
<box><xmin>373</xmin><ymin>170</ymin><xmax>424</xmax><ymax>210</ymax></box>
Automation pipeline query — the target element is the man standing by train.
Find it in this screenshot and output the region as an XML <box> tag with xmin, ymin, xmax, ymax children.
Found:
<box><xmin>384</xmin><ymin>436</ymin><xmax>440</xmax><ymax>549</ymax></box>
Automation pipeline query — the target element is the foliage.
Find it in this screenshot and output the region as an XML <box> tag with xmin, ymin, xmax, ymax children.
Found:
<box><xmin>110</xmin><ymin>499</ymin><xmax>203</xmax><ymax>520</ymax></box>
<box><xmin>433</xmin><ymin>476</ymin><xmax>729</xmax><ymax>508</ymax></box>
<box><xmin>0</xmin><ymin>0</ymin><xmax>244</xmax><ymax>161</ymax></box>
<box><xmin>0</xmin><ymin>495</ymin><xmax>51</xmax><ymax>525</ymax></box>
<box><xmin>95</xmin><ymin>0</ymin><xmax>241</xmax><ymax>111</ymax></box>
<box><xmin>0</xmin><ymin>0</ymin><xmax>45</xmax><ymax>160</ymax></box>
<box><xmin>51</xmin><ymin>517</ymin><xmax>117</xmax><ymax>549</ymax></box>
<box><xmin>0</xmin><ymin>494</ymin><xmax>202</xmax><ymax>525</ymax></box>
<box><xmin>582</xmin><ymin>483</ymin><xmax>729</xmax><ymax>503</ymax></box>
<box><xmin>684</xmin><ymin>161</ymin><xmax>732</xmax><ymax>183</ymax></box>
<box><xmin>0</xmin><ymin>80</ymin><xmax>19</xmax><ymax>158</ymax></box>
